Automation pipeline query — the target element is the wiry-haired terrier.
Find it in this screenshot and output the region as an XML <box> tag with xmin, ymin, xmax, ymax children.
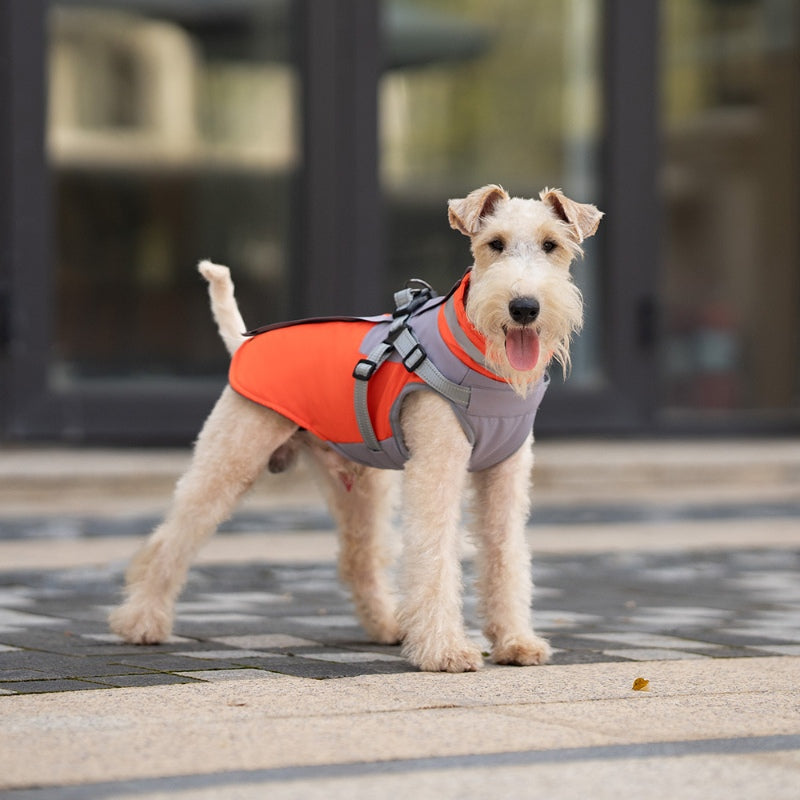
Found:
<box><xmin>110</xmin><ymin>185</ymin><xmax>602</xmax><ymax>672</ymax></box>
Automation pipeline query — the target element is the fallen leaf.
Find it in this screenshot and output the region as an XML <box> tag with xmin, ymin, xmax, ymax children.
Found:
<box><xmin>632</xmin><ymin>677</ymin><xmax>650</xmax><ymax>692</ymax></box>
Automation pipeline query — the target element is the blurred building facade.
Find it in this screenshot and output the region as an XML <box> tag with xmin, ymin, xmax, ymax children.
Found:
<box><xmin>1</xmin><ymin>0</ymin><xmax>798</xmax><ymax>442</ymax></box>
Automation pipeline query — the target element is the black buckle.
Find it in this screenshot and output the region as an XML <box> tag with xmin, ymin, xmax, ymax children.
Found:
<box><xmin>402</xmin><ymin>343</ymin><xmax>426</xmax><ymax>373</ymax></box>
<box><xmin>392</xmin><ymin>292</ymin><xmax>424</xmax><ymax>319</ymax></box>
<box><xmin>393</xmin><ymin>292</ymin><xmax>431</xmax><ymax>319</ymax></box>
<box><xmin>353</xmin><ymin>359</ymin><xmax>377</xmax><ymax>381</ymax></box>
<box><xmin>392</xmin><ymin>282</ymin><xmax>433</xmax><ymax>318</ymax></box>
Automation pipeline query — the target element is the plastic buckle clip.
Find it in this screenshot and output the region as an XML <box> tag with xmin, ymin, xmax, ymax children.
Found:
<box><xmin>402</xmin><ymin>343</ymin><xmax>426</xmax><ymax>373</ymax></box>
<box><xmin>353</xmin><ymin>359</ymin><xmax>378</xmax><ymax>381</ymax></box>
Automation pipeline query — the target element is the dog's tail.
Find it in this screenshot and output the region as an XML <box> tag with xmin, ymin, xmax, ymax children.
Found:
<box><xmin>198</xmin><ymin>260</ymin><xmax>247</xmax><ymax>355</ymax></box>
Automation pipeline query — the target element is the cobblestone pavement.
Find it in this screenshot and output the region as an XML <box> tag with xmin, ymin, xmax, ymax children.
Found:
<box><xmin>2</xmin><ymin>524</ymin><xmax>799</xmax><ymax>694</ymax></box>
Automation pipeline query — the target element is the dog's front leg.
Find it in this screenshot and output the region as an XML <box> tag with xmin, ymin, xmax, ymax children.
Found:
<box><xmin>471</xmin><ymin>433</ymin><xmax>551</xmax><ymax>666</ymax></box>
<box><xmin>398</xmin><ymin>392</ymin><xmax>482</xmax><ymax>672</ymax></box>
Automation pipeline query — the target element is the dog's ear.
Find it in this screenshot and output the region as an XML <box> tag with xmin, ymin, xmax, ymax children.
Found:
<box><xmin>448</xmin><ymin>184</ymin><xmax>510</xmax><ymax>236</ymax></box>
<box><xmin>540</xmin><ymin>188</ymin><xmax>603</xmax><ymax>243</ymax></box>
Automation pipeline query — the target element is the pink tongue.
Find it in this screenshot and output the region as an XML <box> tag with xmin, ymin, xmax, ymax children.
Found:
<box><xmin>505</xmin><ymin>328</ymin><xmax>540</xmax><ymax>371</ymax></box>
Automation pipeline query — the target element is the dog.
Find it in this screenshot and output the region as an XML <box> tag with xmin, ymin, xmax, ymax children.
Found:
<box><xmin>109</xmin><ymin>184</ymin><xmax>602</xmax><ymax>673</ymax></box>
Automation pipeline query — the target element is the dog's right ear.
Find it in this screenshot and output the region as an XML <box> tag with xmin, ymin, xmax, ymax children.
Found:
<box><xmin>448</xmin><ymin>184</ymin><xmax>509</xmax><ymax>236</ymax></box>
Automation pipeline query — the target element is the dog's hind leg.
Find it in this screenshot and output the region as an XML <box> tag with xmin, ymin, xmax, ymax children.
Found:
<box><xmin>471</xmin><ymin>433</ymin><xmax>551</xmax><ymax>666</ymax></box>
<box><xmin>309</xmin><ymin>448</ymin><xmax>401</xmax><ymax>644</ymax></box>
<box><xmin>109</xmin><ymin>388</ymin><xmax>297</xmax><ymax>644</ymax></box>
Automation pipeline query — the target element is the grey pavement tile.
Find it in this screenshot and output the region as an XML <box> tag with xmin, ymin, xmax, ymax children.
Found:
<box><xmin>0</xmin><ymin>608</ymin><xmax>67</xmax><ymax>631</ymax></box>
<box><xmin>284</xmin><ymin>615</ymin><xmax>362</xmax><ymax>629</ymax></box>
<box><xmin>172</xmin><ymin>649</ymin><xmax>275</xmax><ymax>660</ymax></box>
<box><xmin>533</xmin><ymin>610</ymin><xmax>603</xmax><ymax>630</ymax></box>
<box><xmin>0</xmin><ymin>650</ymin><xmax>94</xmax><ymax>674</ymax></box>
<box><xmin>89</xmin><ymin>673</ymin><xmax>206</xmax><ymax>688</ymax></box>
<box><xmin>0</xmin><ymin>546</ymin><xmax>799</xmax><ymax>692</ymax></box>
<box><xmin>108</xmin><ymin>653</ymin><xmax>246</xmax><ymax>672</ymax></box>
<box><xmin>0</xmin><ymin>651</ymin><xmax>161</xmax><ymax>681</ymax></box>
<box><xmin>754</xmin><ymin>644</ymin><xmax>800</xmax><ymax>655</ymax></box>
<box><xmin>549</xmin><ymin>650</ymin><xmax>625</xmax><ymax>665</ymax></box>
<box><xmin>0</xmin><ymin>588</ymin><xmax>35</xmax><ymax>608</ymax></box>
<box><xmin>172</xmin><ymin>668</ymin><xmax>281</xmax><ymax>682</ymax></box>
<box><xmin>242</xmin><ymin>656</ymin><xmax>409</xmax><ymax>679</ymax></box>
<box><xmin>717</xmin><ymin>627</ymin><xmax>800</xmax><ymax>643</ymax></box>
<box><xmin>1</xmin><ymin>668</ymin><xmax>57</xmax><ymax>681</ymax></box>
<box><xmin>0</xmin><ymin>629</ymin><xmax>154</xmax><ymax>656</ymax></box>
<box><xmin>571</xmin><ymin>632</ymin><xmax>722</xmax><ymax>649</ymax></box>
<box><xmin>0</xmin><ymin>679</ymin><xmax>111</xmax><ymax>694</ymax></box>
<box><xmin>173</xmin><ymin>620</ymin><xmax>288</xmax><ymax>639</ymax></box>
<box><xmin>81</xmin><ymin>632</ymin><xmax>195</xmax><ymax>644</ymax></box>
<box><xmin>212</xmin><ymin>633</ymin><xmax>320</xmax><ymax>649</ymax></box>
<box><xmin>301</xmin><ymin>650</ymin><xmax>405</xmax><ymax>663</ymax></box>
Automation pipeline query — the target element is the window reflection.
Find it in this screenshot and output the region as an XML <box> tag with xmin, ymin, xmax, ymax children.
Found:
<box><xmin>380</xmin><ymin>0</ymin><xmax>603</xmax><ymax>388</ymax></box>
<box><xmin>48</xmin><ymin>2</ymin><xmax>297</xmax><ymax>385</ymax></box>
<box><xmin>661</xmin><ymin>0</ymin><xmax>800</xmax><ymax>415</ymax></box>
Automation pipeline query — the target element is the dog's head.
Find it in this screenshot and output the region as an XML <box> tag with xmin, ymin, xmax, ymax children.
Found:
<box><xmin>448</xmin><ymin>184</ymin><xmax>602</xmax><ymax>395</ymax></box>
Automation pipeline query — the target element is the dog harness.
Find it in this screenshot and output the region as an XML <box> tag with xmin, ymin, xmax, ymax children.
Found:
<box><xmin>229</xmin><ymin>273</ymin><xmax>548</xmax><ymax>471</ymax></box>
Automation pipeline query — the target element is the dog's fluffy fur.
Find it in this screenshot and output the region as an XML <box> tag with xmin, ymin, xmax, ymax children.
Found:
<box><xmin>109</xmin><ymin>185</ymin><xmax>602</xmax><ymax>672</ymax></box>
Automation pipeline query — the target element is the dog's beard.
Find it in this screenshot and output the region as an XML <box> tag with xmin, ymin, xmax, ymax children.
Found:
<box><xmin>483</xmin><ymin>330</ymin><xmax>577</xmax><ymax>397</ymax></box>
<box><xmin>477</xmin><ymin>299</ymin><xmax>583</xmax><ymax>397</ymax></box>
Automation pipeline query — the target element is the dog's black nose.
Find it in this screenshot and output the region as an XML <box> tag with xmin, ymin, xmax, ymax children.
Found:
<box><xmin>508</xmin><ymin>297</ymin><xmax>540</xmax><ymax>325</ymax></box>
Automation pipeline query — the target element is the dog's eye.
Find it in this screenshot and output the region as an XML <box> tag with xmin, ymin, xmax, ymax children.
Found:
<box><xmin>488</xmin><ymin>238</ymin><xmax>505</xmax><ymax>253</ymax></box>
<box><xmin>542</xmin><ymin>240</ymin><xmax>557</xmax><ymax>253</ymax></box>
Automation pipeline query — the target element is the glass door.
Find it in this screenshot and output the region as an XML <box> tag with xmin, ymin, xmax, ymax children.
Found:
<box><xmin>0</xmin><ymin>0</ymin><xmax>302</xmax><ymax>440</ymax></box>
<box><xmin>659</xmin><ymin>0</ymin><xmax>800</xmax><ymax>427</ymax></box>
<box><xmin>48</xmin><ymin>1</ymin><xmax>298</xmax><ymax>395</ymax></box>
<box><xmin>379</xmin><ymin>0</ymin><xmax>608</xmax><ymax>431</ymax></box>
<box><xmin>3</xmin><ymin>0</ymin><xmax>384</xmax><ymax>443</ymax></box>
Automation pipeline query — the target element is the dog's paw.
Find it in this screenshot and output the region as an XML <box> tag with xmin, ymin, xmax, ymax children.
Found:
<box><xmin>492</xmin><ymin>634</ymin><xmax>552</xmax><ymax>666</ymax></box>
<box><xmin>372</xmin><ymin>624</ymin><xmax>404</xmax><ymax>647</ymax></box>
<box><xmin>361</xmin><ymin>615</ymin><xmax>403</xmax><ymax>646</ymax></box>
<box><xmin>351</xmin><ymin>597</ymin><xmax>402</xmax><ymax>645</ymax></box>
<box><xmin>405</xmin><ymin>640</ymin><xmax>484</xmax><ymax>673</ymax></box>
<box><xmin>108</xmin><ymin>602</ymin><xmax>172</xmax><ymax>645</ymax></box>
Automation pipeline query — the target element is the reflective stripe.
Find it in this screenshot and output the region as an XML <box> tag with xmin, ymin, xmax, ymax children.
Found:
<box><xmin>393</xmin><ymin>327</ymin><xmax>470</xmax><ymax>407</ymax></box>
<box><xmin>443</xmin><ymin>294</ymin><xmax>489</xmax><ymax>369</ymax></box>
<box><xmin>353</xmin><ymin>338</ymin><xmax>395</xmax><ymax>452</ymax></box>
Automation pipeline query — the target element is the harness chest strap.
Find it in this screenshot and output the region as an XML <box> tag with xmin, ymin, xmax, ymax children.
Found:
<box><xmin>352</xmin><ymin>284</ymin><xmax>471</xmax><ymax>453</ymax></box>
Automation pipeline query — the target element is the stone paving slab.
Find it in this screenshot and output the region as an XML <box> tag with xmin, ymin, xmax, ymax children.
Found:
<box><xmin>2</xmin><ymin>657</ymin><xmax>799</xmax><ymax>793</ymax></box>
<box><xmin>2</xmin><ymin>443</ymin><xmax>798</xmax><ymax>796</ymax></box>
<box><xmin>1</xmin><ymin>546</ymin><xmax>799</xmax><ymax>695</ymax></box>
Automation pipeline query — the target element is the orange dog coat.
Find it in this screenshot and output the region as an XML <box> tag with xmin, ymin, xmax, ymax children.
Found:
<box><xmin>229</xmin><ymin>274</ymin><xmax>548</xmax><ymax>471</ymax></box>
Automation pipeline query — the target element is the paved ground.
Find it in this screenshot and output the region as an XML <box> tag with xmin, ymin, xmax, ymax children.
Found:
<box><xmin>1</xmin><ymin>547</ymin><xmax>799</xmax><ymax>693</ymax></box>
<box><xmin>1</xmin><ymin>441</ymin><xmax>799</xmax><ymax>798</ymax></box>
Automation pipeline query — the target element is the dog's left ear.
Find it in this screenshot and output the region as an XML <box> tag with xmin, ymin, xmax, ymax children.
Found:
<box><xmin>448</xmin><ymin>184</ymin><xmax>510</xmax><ymax>236</ymax></box>
<box><xmin>540</xmin><ymin>188</ymin><xmax>603</xmax><ymax>243</ymax></box>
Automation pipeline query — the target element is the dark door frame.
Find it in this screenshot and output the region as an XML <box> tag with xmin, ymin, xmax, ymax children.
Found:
<box><xmin>0</xmin><ymin>0</ymin><xmax>674</xmax><ymax>442</ymax></box>
<box><xmin>531</xmin><ymin>1</ymin><xmax>661</xmax><ymax>434</ymax></box>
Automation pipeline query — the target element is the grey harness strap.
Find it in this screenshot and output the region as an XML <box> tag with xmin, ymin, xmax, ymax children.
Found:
<box><xmin>352</xmin><ymin>280</ymin><xmax>471</xmax><ymax>452</ymax></box>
